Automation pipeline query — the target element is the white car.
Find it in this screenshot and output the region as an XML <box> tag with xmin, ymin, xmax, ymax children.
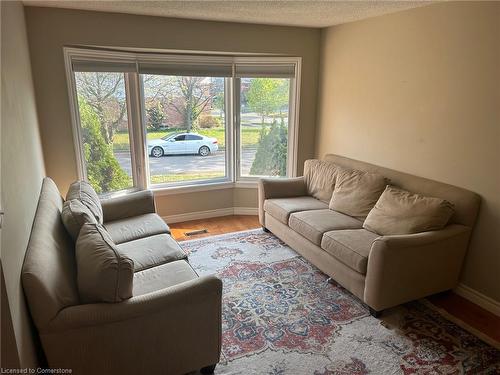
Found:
<box><xmin>148</xmin><ymin>132</ymin><xmax>218</xmax><ymax>157</ymax></box>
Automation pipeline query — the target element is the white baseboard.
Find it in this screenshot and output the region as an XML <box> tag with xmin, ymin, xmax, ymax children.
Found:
<box><xmin>162</xmin><ymin>206</ymin><xmax>257</xmax><ymax>224</ymax></box>
<box><xmin>454</xmin><ymin>283</ymin><xmax>500</xmax><ymax>317</ymax></box>
<box><xmin>233</xmin><ymin>206</ymin><xmax>259</xmax><ymax>215</ymax></box>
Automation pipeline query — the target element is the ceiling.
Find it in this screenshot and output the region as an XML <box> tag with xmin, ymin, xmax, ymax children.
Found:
<box><xmin>23</xmin><ymin>1</ymin><xmax>431</xmax><ymax>28</ymax></box>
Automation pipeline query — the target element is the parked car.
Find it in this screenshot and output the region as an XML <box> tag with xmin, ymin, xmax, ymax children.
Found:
<box><xmin>148</xmin><ymin>132</ymin><xmax>218</xmax><ymax>157</ymax></box>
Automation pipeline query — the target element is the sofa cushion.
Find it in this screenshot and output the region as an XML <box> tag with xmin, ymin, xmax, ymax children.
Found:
<box><xmin>329</xmin><ymin>168</ymin><xmax>387</xmax><ymax>220</ymax></box>
<box><xmin>263</xmin><ymin>196</ymin><xmax>328</xmax><ymax>224</ymax></box>
<box><xmin>117</xmin><ymin>234</ymin><xmax>187</xmax><ymax>272</ymax></box>
<box><xmin>66</xmin><ymin>180</ymin><xmax>104</xmax><ymax>224</ymax></box>
<box><xmin>363</xmin><ymin>186</ymin><xmax>455</xmax><ymax>235</ymax></box>
<box><xmin>289</xmin><ymin>209</ymin><xmax>363</xmax><ymax>246</ymax></box>
<box><xmin>104</xmin><ymin>213</ymin><xmax>170</xmax><ymax>244</ymax></box>
<box><xmin>304</xmin><ymin>159</ymin><xmax>340</xmax><ymax>203</ymax></box>
<box><xmin>61</xmin><ymin>199</ymin><xmax>97</xmax><ymax>240</ymax></box>
<box><xmin>76</xmin><ymin>223</ymin><xmax>134</xmax><ymax>303</ymax></box>
<box><xmin>133</xmin><ymin>260</ymin><xmax>198</xmax><ymax>296</ymax></box>
<box><xmin>321</xmin><ymin>229</ymin><xmax>379</xmax><ymax>274</ymax></box>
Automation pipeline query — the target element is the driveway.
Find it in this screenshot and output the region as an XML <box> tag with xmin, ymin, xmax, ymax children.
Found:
<box><xmin>116</xmin><ymin>149</ymin><xmax>257</xmax><ymax>176</ymax></box>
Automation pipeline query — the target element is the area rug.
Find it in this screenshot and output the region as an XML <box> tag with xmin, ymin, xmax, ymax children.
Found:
<box><xmin>181</xmin><ymin>229</ymin><xmax>500</xmax><ymax>374</ymax></box>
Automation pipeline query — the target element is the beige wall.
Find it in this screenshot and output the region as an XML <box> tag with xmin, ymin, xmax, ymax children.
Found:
<box><xmin>316</xmin><ymin>2</ymin><xmax>500</xmax><ymax>301</ymax></box>
<box><xmin>1</xmin><ymin>1</ymin><xmax>46</xmax><ymax>367</ymax></box>
<box><xmin>24</xmin><ymin>6</ymin><xmax>321</xmax><ymax>215</ymax></box>
<box><xmin>156</xmin><ymin>186</ymin><xmax>258</xmax><ymax>218</ymax></box>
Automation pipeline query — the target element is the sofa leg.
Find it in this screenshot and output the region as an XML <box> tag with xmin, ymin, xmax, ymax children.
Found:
<box><xmin>262</xmin><ymin>226</ymin><xmax>270</xmax><ymax>233</ymax></box>
<box><xmin>369</xmin><ymin>307</ymin><xmax>382</xmax><ymax>318</ymax></box>
<box><xmin>201</xmin><ymin>364</ymin><xmax>217</xmax><ymax>374</ymax></box>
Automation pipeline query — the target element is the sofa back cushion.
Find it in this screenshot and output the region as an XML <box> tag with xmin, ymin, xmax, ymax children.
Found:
<box><xmin>22</xmin><ymin>178</ymin><xmax>80</xmax><ymax>330</ymax></box>
<box><xmin>324</xmin><ymin>154</ymin><xmax>480</xmax><ymax>227</ymax></box>
<box><xmin>76</xmin><ymin>223</ymin><xmax>134</xmax><ymax>303</ymax></box>
<box><xmin>66</xmin><ymin>180</ymin><xmax>103</xmax><ymax>224</ymax></box>
<box><xmin>304</xmin><ymin>159</ymin><xmax>339</xmax><ymax>202</ymax></box>
<box><xmin>61</xmin><ymin>199</ymin><xmax>97</xmax><ymax>240</ymax></box>
<box><xmin>329</xmin><ymin>167</ymin><xmax>387</xmax><ymax>220</ymax></box>
<box><xmin>363</xmin><ymin>186</ymin><xmax>454</xmax><ymax>235</ymax></box>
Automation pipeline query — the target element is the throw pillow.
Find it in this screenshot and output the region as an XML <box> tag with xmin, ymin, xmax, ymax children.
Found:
<box><xmin>76</xmin><ymin>223</ymin><xmax>134</xmax><ymax>303</ymax></box>
<box><xmin>363</xmin><ymin>185</ymin><xmax>455</xmax><ymax>235</ymax></box>
<box><xmin>61</xmin><ymin>199</ymin><xmax>97</xmax><ymax>240</ymax></box>
<box><xmin>304</xmin><ymin>159</ymin><xmax>340</xmax><ymax>203</ymax></box>
<box><xmin>66</xmin><ymin>180</ymin><xmax>103</xmax><ymax>224</ymax></box>
<box><xmin>329</xmin><ymin>167</ymin><xmax>387</xmax><ymax>219</ymax></box>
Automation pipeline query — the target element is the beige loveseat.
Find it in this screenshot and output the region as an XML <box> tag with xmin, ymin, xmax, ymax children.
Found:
<box><xmin>22</xmin><ymin>178</ymin><xmax>222</xmax><ymax>375</ymax></box>
<box><xmin>259</xmin><ymin>154</ymin><xmax>480</xmax><ymax>315</ymax></box>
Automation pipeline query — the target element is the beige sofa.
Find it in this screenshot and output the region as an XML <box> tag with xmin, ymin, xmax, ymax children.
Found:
<box><xmin>259</xmin><ymin>154</ymin><xmax>480</xmax><ymax>315</ymax></box>
<box><xmin>22</xmin><ymin>178</ymin><xmax>222</xmax><ymax>375</ymax></box>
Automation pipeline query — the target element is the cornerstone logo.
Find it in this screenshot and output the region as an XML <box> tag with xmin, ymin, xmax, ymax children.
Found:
<box><xmin>1</xmin><ymin>369</ymin><xmax>72</xmax><ymax>374</ymax></box>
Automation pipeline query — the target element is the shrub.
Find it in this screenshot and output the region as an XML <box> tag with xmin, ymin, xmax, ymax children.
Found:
<box><xmin>250</xmin><ymin>119</ymin><xmax>287</xmax><ymax>176</ymax></box>
<box><xmin>146</xmin><ymin>104</ymin><xmax>166</xmax><ymax>131</ymax></box>
<box><xmin>79</xmin><ymin>98</ymin><xmax>130</xmax><ymax>193</ymax></box>
<box><xmin>198</xmin><ymin>115</ymin><xmax>222</xmax><ymax>129</ymax></box>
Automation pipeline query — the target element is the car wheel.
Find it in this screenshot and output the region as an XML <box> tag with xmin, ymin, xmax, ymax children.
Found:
<box><xmin>198</xmin><ymin>145</ymin><xmax>210</xmax><ymax>157</ymax></box>
<box><xmin>151</xmin><ymin>146</ymin><xmax>164</xmax><ymax>158</ymax></box>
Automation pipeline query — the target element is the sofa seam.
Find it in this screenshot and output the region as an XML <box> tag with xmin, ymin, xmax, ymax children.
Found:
<box><xmin>289</xmin><ymin>213</ymin><xmax>325</xmax><ymax>244</ymax></box>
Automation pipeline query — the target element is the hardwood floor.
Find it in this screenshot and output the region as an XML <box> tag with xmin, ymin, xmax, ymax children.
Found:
<box><xmin>427</xmin><ymin>291</ymin><xmax>500</xmax><ymax>343</ymax></box>
<box><xmin>169</xmin><ymin>215</ymin><xmax>261</xmax><ymax>242</ymax></box>
<box><xmin>169</xmin><ymin>215</ymin><xmax>499</xmax><ymax>345</ymax></box>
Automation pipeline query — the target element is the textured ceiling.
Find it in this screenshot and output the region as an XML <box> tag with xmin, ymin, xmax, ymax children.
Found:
<box><xmin>23</xmin><ymin>1</ymin><xmax>431</xmax><ymax>28</ymax></box>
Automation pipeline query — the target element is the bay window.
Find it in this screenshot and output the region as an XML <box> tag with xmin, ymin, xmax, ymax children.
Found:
<box><xmin>65</xmin><ymin>48</ymin><xmax>300</xmax><ymax>195</ymax></box>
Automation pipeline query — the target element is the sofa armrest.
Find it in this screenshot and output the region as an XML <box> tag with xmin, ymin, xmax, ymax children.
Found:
<box><xmin>364</xmin><ymin>224</ymin><xmax>471</xmax><ymax>311</ymax></box>
<box><xmin>258</xmin><ymin>177</ymin><xmax>307</xmax><ymax>226</ymax></box>
<box><xmin>43</xmin><ymin>275</ymin><xmax>222</xmax><ymax>374</ymax></box>
<box><xmin>101</xmin><ymin>190</ymin><xmax>156</xmax><ymax>222</ymax></box>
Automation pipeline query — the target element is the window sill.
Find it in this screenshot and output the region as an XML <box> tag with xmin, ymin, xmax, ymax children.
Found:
<box><xmin>152</xmin><ymin>180</ymin><xmax>257</xmax><ymax>196</ymax></box>
<box><xmin>234</xmin><ymin>180</ymin><xmax>259</xmax><ymax>189</ymax></box>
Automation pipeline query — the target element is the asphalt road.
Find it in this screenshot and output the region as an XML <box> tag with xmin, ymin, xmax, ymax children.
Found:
<box><xmin>116</xmin><ymin>149</ymin><xmax>257</xmax><ymax>176</ymax></box>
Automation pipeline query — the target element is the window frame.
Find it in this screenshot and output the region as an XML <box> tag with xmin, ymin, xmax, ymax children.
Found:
<box><xmin>64</xmin><ymin>47</ymin><xmax>301</xmax><ymax>195</ymax></box>
<box><xmin>139</xmin><ymin>75</ymin><xmax>233</xmax><ymax>189</ymax></box>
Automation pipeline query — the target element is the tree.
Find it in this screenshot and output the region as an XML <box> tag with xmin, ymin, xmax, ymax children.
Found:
<box><xmin>78</xmin><ymin>97</ymin><xmax>130</xmax><ymax>193</ymax></box>
<box><xmin>75</xmin><ymin>72</ymin><xmax>127</xmax><ymax>144</ymax></box>
<box><xmin>250</xmin><ymin>119</ymin><xmax>288</xmax><ymax>176</ymax></box>
<box><xmin>246</xmin><ymin>78</ymin><xmax>289</xmax><ymax>124</ymax></box>
<box><xmin>146</xmin><ymin>103</ymin><xmax>166</xmax><ymax>130</ymax></box>
<box><xmin>212</xmin><ymin>79</ymin><xmax>225</xmax><ymax>120</ymax></box>
<box><xmin>170</xmin><ymin>77</ymin><xmax>216</xmax><ymax>131</ymax></box>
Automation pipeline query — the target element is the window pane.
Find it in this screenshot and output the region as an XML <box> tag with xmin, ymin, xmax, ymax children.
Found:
<box><xmin>240</xmin><ymin>77</ymin><xmax>290</xmax><ymax>177</ymax></box>
<box><xmin>74</xmin><ymin>72</ymin><xmax>133</xmax><ymax>194</ymax></box>
<box><xmin>142</xmin><ymin>75</ymin><xmax>226</xmax><ymax>185</ymax></box>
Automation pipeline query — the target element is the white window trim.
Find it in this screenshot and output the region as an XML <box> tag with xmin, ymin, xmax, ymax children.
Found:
<box><xmin>233</xmin><ymin>56</ymin><xmax>301</xmax><ymax>178</ymax></box>
<box><xmin>63</xmin><ymin>50</ymin><xmax>86</xmax><ymax>180</ymax></box>
<box><xmin>63</xmin><ymin>47</ymin><xmax>301</xmax><ymax>194</ymax></box>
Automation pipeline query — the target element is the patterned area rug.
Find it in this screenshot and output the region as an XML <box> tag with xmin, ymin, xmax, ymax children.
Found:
<box><xmin>182</xmin><ymin>229</ymin><xmax>500</xmax><ymax>374</ymax></box>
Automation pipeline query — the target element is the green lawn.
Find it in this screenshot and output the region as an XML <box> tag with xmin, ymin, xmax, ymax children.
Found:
<box><xmin>113</xmin><ymin>127</ymin><xmax>260</xmax><ymax>152</ymax></box>
<box><xmin>150</xmin><ymin>172</ymin><xmax>225</xmax><ymax>184</ymax></box>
